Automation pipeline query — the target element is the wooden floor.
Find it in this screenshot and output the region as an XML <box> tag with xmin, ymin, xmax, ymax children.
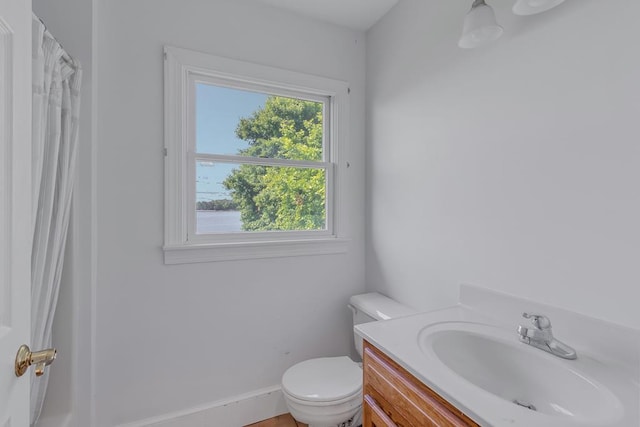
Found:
<box><xmin>244</xmin><ymin>413</ymin><xmax>307</xmax><ymax>427</ymax></box>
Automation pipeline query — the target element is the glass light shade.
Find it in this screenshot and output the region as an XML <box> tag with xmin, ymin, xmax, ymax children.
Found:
<box><xmin>513</xmin><ymin>0</ymin><xmax>566</xmax><ymax>15</ymax></box>
<box><xmin>458</xmin><ymin>3</ymin><xmax>504</xmax><ymax>49</ymax></box>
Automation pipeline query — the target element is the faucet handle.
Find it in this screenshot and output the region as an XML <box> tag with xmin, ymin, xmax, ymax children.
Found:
<box><xmin>522</xmin><ymin>312</ymin><xmax>551</xmax><ymax>330</ymax></box>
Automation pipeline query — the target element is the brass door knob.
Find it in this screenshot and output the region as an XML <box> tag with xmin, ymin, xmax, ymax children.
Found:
<box><xmin>15</xmin><ymin>344</ymin><xmax>57</xmax><ymax>377</ymax></box>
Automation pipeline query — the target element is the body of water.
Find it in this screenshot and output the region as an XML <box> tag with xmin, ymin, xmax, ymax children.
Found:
<box><xmin>197</xmin><ymin>210</ymin><xmax>242</xmax><ymax>233</ymax></box>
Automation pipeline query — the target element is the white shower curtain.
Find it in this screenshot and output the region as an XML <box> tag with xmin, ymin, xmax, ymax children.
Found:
<box><xmin>31</xmin><ymin>15</ymin><xmax>82</xmax><ymax>425</ymax></box>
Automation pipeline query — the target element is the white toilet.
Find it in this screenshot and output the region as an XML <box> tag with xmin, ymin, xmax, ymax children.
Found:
<box><xmin>281</xmin><ymin>293</ymin><xmax>417</xmax><ymax>427</ymax></box>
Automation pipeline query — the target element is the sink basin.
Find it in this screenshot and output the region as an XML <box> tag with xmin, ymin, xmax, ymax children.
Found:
<box><xmin>418</xmin><ymin>322</ymin><xmax>623</xmax><ymax>425</ymax></box>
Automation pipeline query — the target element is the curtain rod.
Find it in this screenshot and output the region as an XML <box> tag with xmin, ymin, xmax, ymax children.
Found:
<box><xmin>32</xmin><ymin>12</ymin><xmax>77</xmax><ymax>68</ymax></box>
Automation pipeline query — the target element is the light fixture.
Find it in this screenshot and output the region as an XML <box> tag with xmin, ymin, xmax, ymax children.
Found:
<box><xmin>458</xmin><ymin>0</ymin><xmax>504</xmax><ymax>49</ymax></box>
<box><xmin>513</xmin><ymin>0</ymin><xmax>565</xmax><ymax>15</ymax></box>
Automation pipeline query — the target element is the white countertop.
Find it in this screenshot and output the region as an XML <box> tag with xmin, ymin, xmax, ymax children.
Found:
<box><xmin>355</xmin><ymin>303</ymin><xmax>639</xmax><ymax>427</ymax></box>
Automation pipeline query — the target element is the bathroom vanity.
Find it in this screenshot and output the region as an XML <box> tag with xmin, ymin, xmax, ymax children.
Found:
<box><xmin>363</xmin><ymin>340</ymin><xmax>478</xmax><ymax>426</ymax></box>
<box><xmin>355</xmin><ymin>285</ymin><xmax>640</xmax><ymax>427</ymax></box>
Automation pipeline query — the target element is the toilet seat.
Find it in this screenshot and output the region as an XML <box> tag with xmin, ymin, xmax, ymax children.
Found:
<box><xmin>281</xmin><ymin>356</ymin><xmax>362</xmax><ymax>403</ymax></box>
<box><xmin>282</xmin><ymin>386</ymin><xmax>361</xmax><ymax>408</ymax></box>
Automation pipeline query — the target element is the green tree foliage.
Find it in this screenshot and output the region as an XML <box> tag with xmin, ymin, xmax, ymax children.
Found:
<box><xmin>196</xmin><ymin>199</ymin><xmax>238</xmax><ymax>211</ymax></box>
<box><xmin>223</xmin><ymin>96</ymin><xmax>326</xmax><ymax>231</ymax></box>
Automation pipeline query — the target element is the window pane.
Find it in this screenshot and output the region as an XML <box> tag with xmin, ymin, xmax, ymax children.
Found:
<box><xmin>196</xmin><ymin>83</ymin><xmax>324</xmax><ymax>161</ymax></box>
<box><xmin>196</xmin><ymin>160</ymin><xmax>326</xmax><ymax>234</ymax></box>
<box><xmin>196</xmin><ymin>161</ymin><xmax>242</xmax><ymax>233</ymax></box>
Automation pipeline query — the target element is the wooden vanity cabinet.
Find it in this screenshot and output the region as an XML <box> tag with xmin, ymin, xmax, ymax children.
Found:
<box><xmin>362</xmin><ymin>341</ymin><xmax>479</xmax><ymax>427</ymax></box>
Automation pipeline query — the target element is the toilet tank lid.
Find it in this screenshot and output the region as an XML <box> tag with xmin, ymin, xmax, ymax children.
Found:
<box><xmin>348</xmin><ymin>292</ymin><xmax>417</xmax><ymax>320</ymax></box>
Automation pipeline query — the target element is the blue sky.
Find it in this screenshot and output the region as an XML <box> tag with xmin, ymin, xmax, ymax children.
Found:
<box><xmin>195</xmin><ymin>83</ymin><xmax>267</xmax><ymax>202</ymax></box>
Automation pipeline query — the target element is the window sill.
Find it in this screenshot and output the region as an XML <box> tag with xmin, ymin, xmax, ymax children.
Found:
<box><xmin>163</xmin><ymin>237</ymin><xmax>350</xmax><ymax>264</ymax></box>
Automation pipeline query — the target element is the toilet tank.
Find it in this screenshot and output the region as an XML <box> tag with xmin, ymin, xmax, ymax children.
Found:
<box><xmin>348</xmin><ymin>292</ymin><xmax>417</xmax><ymax>359</ymax></box>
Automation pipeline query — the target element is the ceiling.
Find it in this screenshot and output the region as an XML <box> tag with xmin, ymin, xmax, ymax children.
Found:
<box><xmin>252</xmin><ymin>0</ymin><xmax>399</xmax><ymax>31</ymax></box>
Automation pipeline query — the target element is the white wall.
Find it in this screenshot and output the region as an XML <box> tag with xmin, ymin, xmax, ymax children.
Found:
<box><xmin>366</xmin><ymin>0</ymin><xmax>640</xmax><ymax>329</ymax></box>
<box><xmin>94</xmin><ymin>1</ymin><xmax>365</xmax><ymax>426</ymax></box>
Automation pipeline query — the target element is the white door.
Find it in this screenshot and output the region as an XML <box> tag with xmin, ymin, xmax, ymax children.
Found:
<box><xmin>0</xmin><ymin>0</ymin><xmax>32</xmax><ymax>424</ymax></box>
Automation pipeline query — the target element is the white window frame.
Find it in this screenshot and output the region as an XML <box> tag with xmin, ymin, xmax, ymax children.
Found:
<box><xmin>163</xmin><ymin>46</ymin><xmax>349</xmax><ymax>264</ymax></box>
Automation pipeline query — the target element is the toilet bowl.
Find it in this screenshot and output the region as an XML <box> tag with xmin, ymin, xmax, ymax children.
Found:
<box><xmin>281</xmin><ymin>293</ymin><xmax>416</xmax><ymax>427</ymax></box>
<box><xmin>282</xmin><ymin>357</ymin><xmax>362</xmax><ymax>427</ymax></box>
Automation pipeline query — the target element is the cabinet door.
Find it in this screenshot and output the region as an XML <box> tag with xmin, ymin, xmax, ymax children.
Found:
<box><xmin>365</xmin><ymin>386</ymin><xmax>414</xmax><ymax>427</ymax></box>
<box><xmin>364</xmin><ymin>394</ymin><xmax>398</xmax><ymax>427</ymax></box>
<box><xmin>363</xmin><ymin>342</ymin><xmax>479</xmax><ymax>427</ymax></box>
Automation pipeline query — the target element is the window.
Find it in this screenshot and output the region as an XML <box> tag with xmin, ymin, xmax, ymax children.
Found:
<box><xmin>192</xmin><ymin>84</ymin><xmax>329</xmax><ymax>236</ymax></box>
<box><xmin>163</xmin><ymin>46</ymin><xmax>349</xmax><ymax>263</ymax></box>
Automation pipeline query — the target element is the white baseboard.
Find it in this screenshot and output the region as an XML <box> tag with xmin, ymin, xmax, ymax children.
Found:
<box><xmin>117</xmin><ymin>385</ymin><xmax>288</xmax><ymax>427</ymax></box>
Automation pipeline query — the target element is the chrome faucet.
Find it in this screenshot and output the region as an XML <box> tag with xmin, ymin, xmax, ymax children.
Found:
<box><xmin>517</xmin><ymin>313</ymin><xmax>577</xmax><ymax>360</ymax></box>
